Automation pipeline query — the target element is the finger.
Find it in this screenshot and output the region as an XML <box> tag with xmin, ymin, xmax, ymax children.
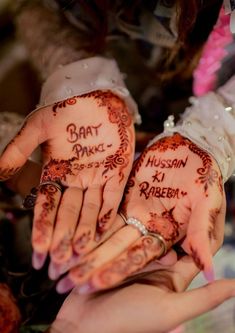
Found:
<box><xmin>32</xmin><ymin>184</ymin><xmax>61</xmax><ymax>256</ymax></box>
<box><xmin>174</xmin><ymin>196</ymin><xmax>226</xmax><ymax>292</ymax></box>
<box><xmin>32</xmin><ymin>251</ymin><xmax>47</xmax><ymax>270</ymax></box>
<box><xmin>97</xmin><ymin>178</ymin><xmax>126</xmax><ymax>234</ymax></box>
<box><xmin>49</xmin><ymin>215</ymin><xmax>124</xmax><ymax>280</ymax></box>
<box><xmin>73</xmin><ymin>186</ymin><xmax>102</xmax><ymax>255</ymax></box>
<box><xmin>182</xmin><ymin>198</ymin><xmax>223</xmax><ymax>281</ymax></box>
<box><xmin>56</xmin><ymin>223</ymin><xmax>139</xmax><ymax>291</ymax></box>
<box><xmin>167</xmin><ymin>279</ymin><xmax>235</xmax><ymax>329</ymax></box>
<box><xmin>0</xmin><ymin>115</ymin><xmax>43</xmax><ymax>180</ymax></box>
<box><xmin>126</xmin><ymin>249</ymin><xmax>178</xmax><ymax>278</ymax></box>
<box><xmin>50</xmin><ymin>187</ymin><xmax>83</xmax><ymax>263</ymax></box>
<box><xmin>75</xmin><ymin>235</ymin><xmax>166</xmax><ymax>293</ymax></box>
<box><xmin>70</xmin><ymin>225</ymin><xmax>140</xmax><ymax>285</ymax></box>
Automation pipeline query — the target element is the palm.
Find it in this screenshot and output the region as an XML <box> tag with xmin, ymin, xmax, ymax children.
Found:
<box><xmin>54</xmin><ymin>133</ymin><xmax>224</xmax><ymax>294</ymax></box>
<box><xmin>51</xmin><ymin>252</ymin><xmax>235</xmax><ymax>333</ymax></box>
<box><xmin>123</xmin><ymin>134</ymin><xmax>223</xmax><ymax>273</ymax></box>
<box><xmin>0</xmin><ymin>91</ymin><xmax>134</xmax><ymax>265</ymax></box>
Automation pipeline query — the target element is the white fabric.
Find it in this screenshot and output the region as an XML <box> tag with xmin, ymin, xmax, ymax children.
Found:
<box><xmin>149</xmin><ymin>75</ymin><xmax>235</xmax><ymax>182</ymax></box>
<box><xmin>28</xmin><ymin>56</ymin><xmax>141</xmax><ymax>124</ymax></box>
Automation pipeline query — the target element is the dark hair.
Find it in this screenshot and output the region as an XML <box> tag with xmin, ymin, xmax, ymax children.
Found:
<box><xmin>163</xmin><ymin>0</ymin><xmax>223</xmax><ymax>80</ymax></box>
<box><xmin>60</xmin><ymin>0</ymin><xmax>223</xmax><ymax>80</ymax></box>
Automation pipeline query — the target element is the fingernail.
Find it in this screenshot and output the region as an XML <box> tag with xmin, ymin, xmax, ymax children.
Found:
<box><xmin>78</xmin><ymin>282</ymin><xmax>96</xmax><ymax>295</ymax></box>
<box><xmin>56</xmin><ymin>277</ymin><xmax>75</xmax><ymax>294</ymax></box>
<box><xmin>95</xmin><ymin>233</ymin><xmax>102</xmax><ymax>242</ymax></box>
<box><xmin>48</xmin><ymin>262</ymin><xmax>62</xmax><ymax>280</ymax></box>
<box><xmin>32</xmin><ymin>251</ymin><xmax>47</xmax><ymax>270</ymax></box>
<box><xmin>203</xmin><ymin>268</ymin><xmax>215</xmax><ymax>282</ymax></box>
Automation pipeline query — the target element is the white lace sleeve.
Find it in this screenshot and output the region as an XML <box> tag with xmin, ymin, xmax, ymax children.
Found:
<box><xmin>27</xmin><ymin>56</ymin><xmax>141</xmax><ymax>125</ymax></box>
<box><xmin>148</xmin><ymin>75</ymin><xmax>235</xmax><ymax>182</ymax></box>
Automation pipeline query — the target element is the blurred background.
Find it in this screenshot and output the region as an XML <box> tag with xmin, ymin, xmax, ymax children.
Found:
<box><xmin>0</xmin><ymin>0</ymin><xmax>235</xmax><ymax>332</ymax></box>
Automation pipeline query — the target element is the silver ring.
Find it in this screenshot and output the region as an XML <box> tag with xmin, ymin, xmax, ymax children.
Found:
<box><xmin>148</xmin><ymin>232</ymin><xmax>167</xmax><ymax>256</ymax></box>
<box><xmin>39</xmin><ymin>181</ymin><xmax>63</xmax><ymax>192</ymax></box>
<box><xmin>22</xmin><ymin>181</ymin><xmax>63</xmax><ymax>210</ymax></box>
<box><xmin>118</xmin><ymin>212</ymin><xmax>167</xmax><ymax>255</ymax></box>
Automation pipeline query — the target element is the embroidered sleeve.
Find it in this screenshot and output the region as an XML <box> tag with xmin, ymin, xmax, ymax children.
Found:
<box><xmin>27</xmin><ymin>56</ymin><xmax>141</xmax><ymax>125</ymax></box>
<box><xmin>149</xmin><ymin>75</ymin><xmax>235</xmax><ymax>182</ymax></box>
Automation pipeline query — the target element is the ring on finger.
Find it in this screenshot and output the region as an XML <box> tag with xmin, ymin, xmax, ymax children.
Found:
<box><xmin>22</xmin><ymin>180</ymin><xmax>63</xmax><ymax>210</ymax></box>
<box><xmin>118</xmin><ymin>212</ymin><xmax>167</xmax><ymax>256</ymax></box>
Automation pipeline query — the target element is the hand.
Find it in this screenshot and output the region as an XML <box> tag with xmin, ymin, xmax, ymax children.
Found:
<box><xmin>0</xmin><ymin>90</ymin><xmax>135</xmax><ymax>267</ymax></box>
<box><xmin>55</xmin><ymin>133</ymin><xmax>224</xmax><ymax>293</ymax></box>
<box><xmin>47</xmin><ymin>253</ymin><xmax>235</xmax><ymax>333</ymax></box>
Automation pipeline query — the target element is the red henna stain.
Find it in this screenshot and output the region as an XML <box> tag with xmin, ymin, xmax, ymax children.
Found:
<box><xmin>146</xmin><ymin>207</ymin><xmax>179</xmax><ymax>242</ymax></box>
<box><xmin>89</xmin><ymin>91</ymin><xmax>132</xmax><ymax>183</ymax></box>
<box><xmin>208</xmin><ymin>208</ymin><xmax>220</xmax><ymax>240</ymax></box>
<box><xmin>146</xmin><ymin>156</ymin><xmax>188</xmax><ymax>168</ymax></box>
<box><xmin>130</xmin><ymin>134</ymin><xmax>220</xmax><ymax>197</ymax></box>
<box><xmin>71</xmin><ymin>257</ymin><xmax>96</xmax><ymax>280</ymax></box>
<box><xmin>139</xmin><ymin>182</ymin><xmax>181</xmax><ymax>199</ymax></box>
<box><xmin>152</xmin><ymin>170</ymin><xmax>165</xmax><ymax>183</ymax></box>
<box><xmin>52</xmin><ymin>97</ymin><xmax>77</xmax><ymax>116</ymax></box>
<box><xmin>96</xmin><ymin>236</ymin><xmax>161</xmax><ymax>287</ymax></box>
<box><xmin>74</xmin><ymin>230</ymin><xmax>92</xmax><ymax>252</ymax></box>
<box><xmin>33</xmin><ymin>185</ymin><xmax>59</xmax><ymax>244</ymax></box>
<box><xmin>42</xmin><ymin>158</ymin><xmax>75</xmax><ymax>182</ymax></box>
<box><xmin>73</xmin><ymin>160</ymin><xmax>105</xmax><ymax>171</ymax></box>
<box><xmin>72</xmin><ymin>143</ymin><xmax>106</xmax><ymax>159</ymax></box>
<box><xmin>51</xmin><ymin>233</ymin><xmax>73</xmax><ymax>260</ymax></box>
<box><xmin>55</xmin><ymin>90</ymin><xmax>133</xmax><ymax>183</ymax></box>
<box><xmin>66</xmin><ymin>123</ymin><xmax>102</xmax><ymax>143</ymax></box>
<box><xmin>195</xmin><ymin>167</ymin><xmax>219</xmax><ymax>197</ymax></box>
<box><xmin>190</xmin><ymin>245</ymin><xmax>204</xmax><ymax>270</ymax></box>
<box><xmin>97</xmin><ymin>208</ymin><xmax>113</xmax><ymax>233</ymax></box>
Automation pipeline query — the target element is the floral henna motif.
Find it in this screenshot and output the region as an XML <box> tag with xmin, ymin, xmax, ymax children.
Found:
<box><xmin>188</xmin><ymin>142</ymin><xmax>218</xmax><ymax>196</ymax></box>
<box><xmin>71</xmin><ymin>257</ymin><xmax>96</xmax><ymax>280</ymax></box>
<box><xmin>51</xmin><ymin>232</ymin><xmax>73</xmax><ymax>261</ymax></box>
<box><xmin>97</xmin><ymin>209</ymin><xmax>113</xmax><ymax>233</ymax></box>
<box><xmin>95</xmin><ymin>237</ymin><xmax>162</xmax><ymax>287</ymax></box>
<box><xmin>189</xmin><ymin>245</ymin><xmax>204</xmax><ymax>270</ymax></box>
<box><xmin>42</xmin><ymin>157</ymin><xmax>75</xmax><ymax>182</ymax></box>
<box><xmin>146</xmin><ymin>208</ymin><xmax>180</xmax><ymax>242</ymax></box>
<box><xmin>84</xmin><ymin>91</ymin><xmax>133</xmax><ymax>183</ymax></box>
<box><xmin>208</xmin><ymin>208</ymin><xmax>220</xmax><ymax>240</ymax></box>
<box><xmin>52</xmin><ymin>97</ymin><xmax>77</xmax><ymax>116</ymax></box>
<box><xmin>33</xmin><ymin>185</ymin><xmax>59</xmax><ymax>245</ymax></box>
<box><xmin>74</xmin><ymin>230</ymin><xmax>92</xmax><ymax>251</ymax></box>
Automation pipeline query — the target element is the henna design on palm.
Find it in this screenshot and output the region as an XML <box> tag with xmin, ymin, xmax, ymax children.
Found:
<box><xmin>52</xmin><ymin>97</ymin><xmax>77</xmax><ymax>116</ymax></box>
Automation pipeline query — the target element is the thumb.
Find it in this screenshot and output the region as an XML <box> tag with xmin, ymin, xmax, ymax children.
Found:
<box><xmin>170</xmin><ymin>279</ymin><xmax>235</xmax><ymax>328</ymax></box>
<box><xmin>182</xmin><ymin>201</ymin><xmax>218</xmax><ymax>281</ymax></box>
<box><xmin>0</xmin><ymin>114</ymin><xmax>42</xmax><ymax>180</ymax></box>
